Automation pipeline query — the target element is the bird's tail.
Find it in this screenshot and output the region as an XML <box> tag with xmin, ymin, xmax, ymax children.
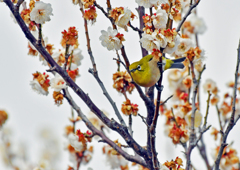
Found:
<box><xmin>170</xmin><ymin>57</ymin><xmax>186</xmax><ymax>69</ymax></box>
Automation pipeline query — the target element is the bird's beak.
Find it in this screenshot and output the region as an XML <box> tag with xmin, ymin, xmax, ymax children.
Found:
<box><xmin>130</xmin><ymin>68</ymin><xmax>136</xmax><ymax>73</ymax></box>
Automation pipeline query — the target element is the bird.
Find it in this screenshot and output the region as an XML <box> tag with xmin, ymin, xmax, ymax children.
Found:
<box><xmin>129</xmin><ymin>54</ymin><xmax>186</xmax><ymax>88</ymax></box>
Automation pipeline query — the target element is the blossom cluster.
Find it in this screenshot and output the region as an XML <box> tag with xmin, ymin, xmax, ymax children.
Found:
<box><xmin>66</xmin><ymin>128</ymin><xmax>93</xmax><ymax>169</ymax></box>
<box><xmin>28</xmin><ymin>25</ymin><xmax>83</xmax><ymax>105</ymax></box>
<box><xmin>99</xmin><ymin>27</ymin><xmax>125</xmax><ymax>51</ymax></box>
<box><xmin>102</xmin><ymin>143</ymin><xmax>128</xmax><ymax>169</ymax></box>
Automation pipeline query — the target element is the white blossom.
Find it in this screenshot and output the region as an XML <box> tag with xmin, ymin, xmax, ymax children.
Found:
<box><xmin>152</xmin><ymin>30</ymin><xmax>167</xmax><ymax>48</ymax></box>
<box><xmin>140</xmin><ymin>33</ymin><xmax>159</xmax><ymax>51</ymax></box>
<box><xmin>203</xmin><ymin>79</ymin><xmax>216</xmax><ymax>93</ymax></box>
<box><xmin>71</xmin><ymin>48</ymin><xmax>84</xmax><ymax>66</ymax></box>
<box><xmin>140</xmin><ymin>32</ymin><xmax>167</xmax><ymax>52</ymax></box>
<box><xmin>181</xmin><ymin>0</ymin><xmax>190</xmax><ymax>13</ymax></box>
<box><xmin>116</xmin><ymin>8</ymin><xmax>131</xmax><ymax>31</ymax></box>
<box><xmin>68</xmin><ymin>133</ymin><xmax>83</xmax><ymax>152</ymax></box>
<box><xmin>30</xmin><ymin>79</ymin><xmax>48</xmax><ymax>95</ymax></box>
<box><xmin>152</xmin><ymin>9</ymin><xmax>168</xmax><ymax>29</ymax></box>
<box><xmin>189</xmin><ymin>14</ymin><xmax>207</xmax><ymax>34</ymax></box>
<box><xmin>30</xmin><ymin>1</ymin><xmax>53</xmax><ymax>24</ymax></box>
<box><xmin>99</xmin><ymin>27</ymin><xmax>123</xmax><ymax>51</ymax></box>
<box><xmin>50</xmin><ymin>74</ymin><xmax>67</xmax><ymax>92</ymax></box>
<box><xmin>104</xmin><ymin>146</ymin><xmax>128</xmax><ymax>169</ymax></box>
<box><xmin>164</xmin><ymin>34</ymin><xmax>181</xmax><ymax>54</ymax></box>
<box><xmin>175</xmin><ymin>38</ymin><xmax>193</xmax><ymax>56</ymax></box>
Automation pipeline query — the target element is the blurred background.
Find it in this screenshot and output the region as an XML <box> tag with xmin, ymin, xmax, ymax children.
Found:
<box><xmin>0</xmin><ymin>0</ymin><xmax>240</xmax><ymax>169</ymax></box>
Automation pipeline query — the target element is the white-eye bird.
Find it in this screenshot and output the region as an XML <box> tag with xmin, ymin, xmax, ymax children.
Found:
<box><xmin>129</xmin><ymin>55</ymin><xmax>186</xmax><ymax>87</ymax></box>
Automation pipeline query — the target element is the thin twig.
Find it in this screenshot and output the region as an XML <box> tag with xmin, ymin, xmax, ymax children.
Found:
<box><xmin>88</xmin><ymin>68</ymin><xmax>127</xmax><ymax>127</ymax></box>
<box><xmin>46</xmin><ymin>66</ymin><xmax>56</xmax><ymax>72</ymax></box>
<box><xmin>176</xmin><ymin>0</ymin><xmax>201</xmax><ymax>32</ymax></box>
<box><xmin>80</xmin><ymin>6</ymin><xmax>127</xmax><ymax>127</ymax></box>
<box><xmin>197</xmin><ymin>139</ymin><xmax>211</xmax><ymax>170</ymax></box>
<box><xmin>160</xmin><ymin>95</ymin><xmax>173</xmax><ymax>106</ymax></box>
<box><xmin>186</xmin><ymin>65</ymin><xmax>205</xmax><ymax>170</ymax></box>
<box><xmin>203</xmin><ymin>91</ymin><xmax>211</xmax><ymax>128</ymax></box>
<box><xmin>138</xmin><ymin>113</ymin><xmax>148</xmax><ymax>127</ymax></box>
<box><xmin>64</xmin><ymin>44</ymin><xmax>70</xmax><ymax>70</ymax></box>
<box><xmin>129</xmin><ymin>21</ymin><xmax>143</xmax><ymax>34</ymax></box>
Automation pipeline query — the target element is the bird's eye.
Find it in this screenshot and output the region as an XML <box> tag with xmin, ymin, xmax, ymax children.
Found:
<box><xmin>137</xmin><ymin>65</ymin><xmax>141</xmax><ymax>70</ymax></box>
<box><xmin>149</xmin><ymin>57</ymin><xmax>153</xmax><ymax>62</ymax></box>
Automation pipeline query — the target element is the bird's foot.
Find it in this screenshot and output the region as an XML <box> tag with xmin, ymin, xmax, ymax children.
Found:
<box><xmin>155</xmin><ymin>84</ymin><xmax>163</xmax><ymax>92</ymax></box>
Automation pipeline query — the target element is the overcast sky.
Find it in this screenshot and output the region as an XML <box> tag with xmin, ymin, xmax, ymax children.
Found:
<box><xmin>1</xmin><ymin>0</ymin><xmax>240</xmax><ymax>170</ymax></box>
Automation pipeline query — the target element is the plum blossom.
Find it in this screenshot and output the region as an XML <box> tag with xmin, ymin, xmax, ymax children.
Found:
<box><xmin>30</xmin><ymin>72</ymin><xmax>50</xmax><ymax>96</ymax></box>
<box><xmin>164</xmin><ymin>34</ymin><xmax>181</xmax><ymax>54</ymax></box>
<box><xmin>174</xmin><ymin>38</ymin><xmax>193</xmax><ymax>56</ymax></box>
<box><xmin>50</xmin><ymin>74</ymin><xmax>67</xmax><ymax>92</ymax></box>
<box><xmin>68</xmin><ymin>133</ymin><xmax>83</xmax><ymax>152</ymax></box>
<box><xmin>71</xmin><ymin>48</ymin><xmax>84</xmax><ymax>66</ymax></box>
<box><xmin>103</xmin><ymin>145</ymin><xmax>128</xmax><ymax>169</ymax></box>
<box><xmin>152</xmin><ymin>9</ymin><xmax>168</xmax><ymax>29</ymax></box>
<box><xmin>30</xmin><ymin>79</ymin><xmax>48</xmax><ymax>95</ymax></box>
<box><xmin>189</xmin><ymin>14</ymin><xmax>207</xmax><ymax>34</ymax></box>
<box><xmin>140</xmin><ymin>31</ymin><xmax>167</xmax><ymax>52</ymax></box>
<box><xmin>116</xmin><ymin>8</ymin><xmax>131</xmax><ymax>30</ymax></box>
<box><xmin>203</xmin><ymin>79</ymin><xmax>216</xmax><ymax>93</ymax></box>
<box><xmin>99</xmin><ymin>27</ymin><xmax>124</xmax><ymax>51</ymax></box>
<box><xmin>30</xmin><ymin>1</ymin><xmax>53</xmax><ymax>24</ymax></box>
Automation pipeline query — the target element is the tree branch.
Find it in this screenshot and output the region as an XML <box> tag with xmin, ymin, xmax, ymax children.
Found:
<box><xmin>213</xmin><ymin>40</ymin><xmax>240</xmax><ymax>170</ymax></box>
<box><xmin>186</xmin><ymin>64</ymin><xmax>205</xmax><ymax>170</ymax></box>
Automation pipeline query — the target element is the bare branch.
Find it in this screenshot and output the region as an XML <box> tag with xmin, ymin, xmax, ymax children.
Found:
<box><xmin>88</xmin><ymin>68</ymin><xmax>126</xmax><ymax>127</ymax></box>
<box><xmin>203</xmin><ymin>91</ymin><xmax>211</xmax><ymax>129</ymax></box>
<box><xmin>160</xmin><ymin>95</ymin><xmax>173</xmax><ymax>106</ymax></box>
<box><xmin>186</xmin><ymin>65</ymin><xmax>205</xmax><ymax>170</ymax></box>
<box><xmin>79</xmin><ymin>6</ymin><xmax>127</xmax><ymax>127</ymax></box>
<box><xmin>129</xmin><ymin>21</ymin><xmax>143</xmax><ymax>34</ymax></box>
<box><xmin>196</xmin><ymin>91</ymin><xmax>212</xmax><ymax>169</ymax></box>
<box><xmin>213</xmin><ymin>40</ymin><xmax>240</xmax><ymax>170</ymax></box>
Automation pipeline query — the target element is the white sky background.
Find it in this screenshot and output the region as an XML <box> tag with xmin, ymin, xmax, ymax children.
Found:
<box><xmin>0</xmin><ymin>0</ymin><xmax>240</xmax><ymax>170</ymax></box>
